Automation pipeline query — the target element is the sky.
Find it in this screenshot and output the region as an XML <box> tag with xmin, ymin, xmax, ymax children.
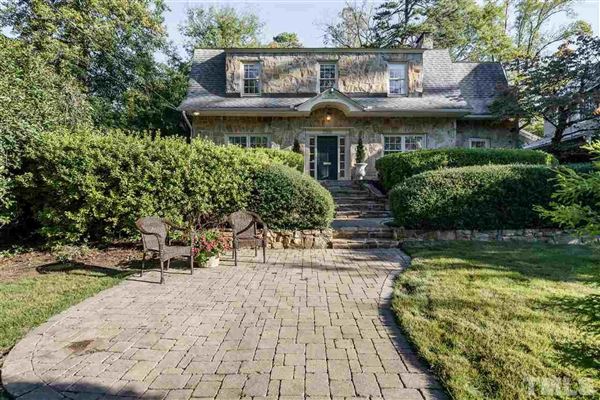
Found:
<box><xmin>163</xmin><ymin>0</ymin><xmax>600</xmax><ymax>55</ymax></box>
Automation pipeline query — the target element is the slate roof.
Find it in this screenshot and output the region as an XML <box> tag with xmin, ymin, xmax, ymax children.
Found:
<box><xmin>178</xmin><ymin>48</ymin><xmax>507</xmax><ymax>116</ymax></box>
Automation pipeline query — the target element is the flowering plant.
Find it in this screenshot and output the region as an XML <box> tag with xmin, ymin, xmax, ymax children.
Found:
<box><xmin>193</xmin><ymin>229</ymin><xmax>230</xmax><ymax>264</ymax></box>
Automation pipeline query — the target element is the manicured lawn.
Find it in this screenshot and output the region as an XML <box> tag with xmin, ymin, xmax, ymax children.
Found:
<box><xmin>394</xmin><ymin>241</ymin><xmax>599</xmax><ymax>400</ymax></box>
<box><xmin>0</xmin><ymin>263</ymin><xmax>129</xmax><ymax>355</ymax></box>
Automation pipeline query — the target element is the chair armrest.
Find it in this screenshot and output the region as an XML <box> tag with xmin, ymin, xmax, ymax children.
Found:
<box><xmin>138</xmin><ymin>231</ymin><xmax>164</xmax><ymax>253</ymax></box>
<box><xmin>164</xmin><ymin>219</ymin><xmax>187</xmax><ymax>231</ymax></box>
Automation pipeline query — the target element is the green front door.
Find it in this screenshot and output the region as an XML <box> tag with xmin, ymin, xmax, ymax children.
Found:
<box><xmin>317</xmin><ymin>136</ymin><xmax>338</xmax><ymax>180</ymax></box>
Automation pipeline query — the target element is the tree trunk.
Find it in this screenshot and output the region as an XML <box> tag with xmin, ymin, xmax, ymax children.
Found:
<box><xmin>550</xmin><ymin>110</ymin><xmax>568</xmax><ymax>152</ymax></box>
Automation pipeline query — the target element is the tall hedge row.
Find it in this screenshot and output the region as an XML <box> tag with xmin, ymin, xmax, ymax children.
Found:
<box><xmin>389</xmin><ymin>164</ymin><xmax>558</xmax><ymax>229</ymax></box>
<box><xmin>16</xmin><ymin>130</ymin><xmax>332</xmax><ymax>243</ymax></box>
<box><xmin>376</xmin><ymin>148</ymin><xmax>556</xmax><ymax>190</ymax></box>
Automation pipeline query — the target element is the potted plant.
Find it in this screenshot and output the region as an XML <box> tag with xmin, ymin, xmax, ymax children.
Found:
<box><xmin>194</xmin><ymin>229</ymin><xmax>230</xmax><ymax>268</ymax></box>
<box><xmin>355</xmin><ymin>136</ymin><xmax>368</xmax><ymax>180</ymax></box>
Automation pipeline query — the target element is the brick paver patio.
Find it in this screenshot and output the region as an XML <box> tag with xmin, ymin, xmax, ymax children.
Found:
<box><xmin>2</xmin><ymin>249</ymin><xmax>445</xmax><ymax>399</ymax></box>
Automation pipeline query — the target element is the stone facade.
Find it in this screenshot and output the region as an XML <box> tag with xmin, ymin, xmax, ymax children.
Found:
<box><xmin>193</xmin><ymin>109</ymin><xmax>518</xmax><ymax>179</ymax></box>
<box><xmin>225</xmin><ymin>50</ymin><xmax>423</xmax><ymax>95</ymax></box>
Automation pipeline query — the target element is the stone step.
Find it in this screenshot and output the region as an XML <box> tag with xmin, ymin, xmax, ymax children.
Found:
<box><xmin>336</xmin><ymin>203</ymin><xmax>386</xmax><ymax>211</ymax></box>
<box><xmin>329</xmin><ymin>189</ymin><xmax>368</xmax><ymax>195</ymax></box>
<box><xmin>336</xmin><ymin>210</ymin><xmax>392</xmax><ymax>218</ymax></box>
<box><xmin>333</xmin><ymin>227</ymin><xmax>394</xmax><ymax>239</ymax></box>
<box><xmin>330</xmin><ymin>238</ymin><xmax>400</xmax><ymax>249</ymax></box>
<box><xmin>332</xmin><ymin>195</ymin><xmax>375</xmax><ymax>203</ymax></box>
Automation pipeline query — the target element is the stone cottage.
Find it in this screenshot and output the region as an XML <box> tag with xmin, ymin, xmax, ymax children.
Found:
<box><xmin>178</xmin><ymin>39</ymin><xmax>517</xmax><ymax>180</ymax></box>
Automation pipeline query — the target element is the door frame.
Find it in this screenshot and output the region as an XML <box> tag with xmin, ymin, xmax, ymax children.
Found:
<box><xmin>304</xmin><ymin>130</ymin><xmax>349</xmax><ymax>180</ymax></box>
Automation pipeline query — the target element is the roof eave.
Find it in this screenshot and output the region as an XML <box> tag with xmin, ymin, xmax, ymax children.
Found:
<box><xmin>183</xmin><ymin>108</ymin><xmax>473</xmax><ymax>117</ymax></box>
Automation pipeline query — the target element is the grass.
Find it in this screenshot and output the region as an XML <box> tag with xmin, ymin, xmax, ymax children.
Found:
<box><xmin>394</xmin><ymin>241</ymin><xmax>599</xmax><ymax>400</ymax></box>
<box><xmin>0</xmin><ymin>263</ymin><xmax>129</xmax><ymax>355</ymax></box>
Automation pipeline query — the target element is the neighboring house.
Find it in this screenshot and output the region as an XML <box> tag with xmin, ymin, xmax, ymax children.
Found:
<box><xmin>178</xmin><ymin>39</ymin><xmax>518</xmax><ymax>180</ymax></box>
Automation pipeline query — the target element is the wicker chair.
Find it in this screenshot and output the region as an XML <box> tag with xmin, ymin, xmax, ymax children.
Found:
<box><xmin>135</xmin><ymin>217</ymin><xmax>194</xmax><ymax>284</ymax></box>
<box><xmin>227</xmin><ymin>211</ymin><xmax>268</xmax><ymax>266</ymax></box>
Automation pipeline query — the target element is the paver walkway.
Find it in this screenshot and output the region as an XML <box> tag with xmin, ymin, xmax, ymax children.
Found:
<box><xmin>2</xmin><ymin>249</ymin><xmax>445</xmax><ymax>400</ymax></box>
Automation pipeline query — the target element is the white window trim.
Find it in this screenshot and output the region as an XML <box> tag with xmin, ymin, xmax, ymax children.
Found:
<box><xmin>225</xmin><ymin>134</ymin><xmax>271</xmax><ymax>148</ymax></box>
<box><xmin>241</xmin><ymin>62</ymin><xmax>261</xmax><ymax>97</ymax></box>
<box><xmin>382</xmin><ymin>134</ymin><xmax>426</xmax><ymax>155</ymax></box>
<box><xmin>468</xmin><ymin>138</ymin><xmax>490</xmax><ymax>148</ymax></box>
<box><xmin>387</xmin><ymin>63</ymin><xmax>408</xmax><ymax>97</ymax></box>
<box><xmin>317</xmin><ymin>62</ymin><xmax>338</xmax><ymax>93</ymax></box>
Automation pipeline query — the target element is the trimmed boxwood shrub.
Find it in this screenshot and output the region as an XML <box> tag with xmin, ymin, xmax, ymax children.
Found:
<box><xmin>376</xmin><ymin>148</ymin><xmax>557</xmax><ymax>190</ymax></box>
<box><xmin>249</xmin><ymin>148</ymin><xmax>304</xmax><ymax>172</ymax></box>
<box><xmin>389</xmin><ymin>164</ymin><xmax>558</xmax><ymax>229</ymax></box>
<box><xmin>16</xmin><ymin>129</ymin><xmax>332</xmax><ymax>243</ymax></box>
<box><xmin>251</xmin><ymin>164</ymin><xmax>335</xmax><ymax>229</ymax></box>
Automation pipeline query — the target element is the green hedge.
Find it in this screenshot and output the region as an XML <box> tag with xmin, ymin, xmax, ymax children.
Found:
<box><xmin>376</xmin><ymin>148</ymin><xmax>556</xmax><ymax>190</ymax></box>
<box><xmin>389</xmin><ymin>164</ymin><xmax>557</xmax><ymax>229</ymax></box>
<box><xmin>16</xmin><ymin>130</ymin><xmax>331</xmax><ymax>243</ymax></box>
<box><xmin>248</xmin><ymin>148</ymin><xmax>304</xmax><ymax>172</ymax></box>
<box><xmin>251</xmin><ymin>164</ymin><xmax>335</xmax><ymax>229</ymax></box>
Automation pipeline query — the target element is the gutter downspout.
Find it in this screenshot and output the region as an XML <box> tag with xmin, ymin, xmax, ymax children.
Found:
<box><xmin>182</xmin><ymin>111</ymin><xmax>194</xmax><ymax>143</ymax></box>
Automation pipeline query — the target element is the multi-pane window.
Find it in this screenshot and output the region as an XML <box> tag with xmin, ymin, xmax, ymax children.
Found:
<box><xmin>383</xmin><ymin>136</ymin><xmax>403</xmax><ymax>154</ymax></box>
<box><xmin>468</xmin><ymin>138</ymin><xmax>490</xmax><ymax>148</ymax></box>
<box><xmin>404</xmin><ymin>135</ymin><xmax>424</xmax><ymax>151</ymax></box>
<box><xmin>388</xmin><ymin>64</ymin><xmax>408</xmax><ymax>96</ymax></box>
<box><xmin>249</xmin><ymin>136</ymin><xmax>269</xmax><ymax>148</ymax></box>
<box><xmin>228</xmin><ymin>136</ymin><xmax>247</xmax><ymax>147</ymax></box>
<box><xmin>243</xmin><ymin>63</ymin><xmax>260</xmax><ymax>95</ymax></box>
<box><xmin>384</xmin><ymin>135</ymin><xmax>425</xmax><ymax>155</ymax></box>
<box><xmin>319</xmin><ymin>63</ymin><xmax>337</xmax><ymax>92</ymax></box>
<box><xmin>228</xmin><ymin>135</ymin><xmax>269</xmax><ymax>148</ymax></box>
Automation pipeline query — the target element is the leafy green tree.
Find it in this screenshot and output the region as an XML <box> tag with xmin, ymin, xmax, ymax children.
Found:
<box><xmin>491</xmin><ymin>35</ymin><xmax>600</xmax><ymax>147</ymax></box>
<box><xmin>537</xmin><ymin>141</ymin><xmax>600</xmax><ymax>236</ymax></box>
<box><xmin>512</xmin><ymin>0</ymin><xmax>592</xmax><ymax>63</ymax></box>
<box><xmin>0</xmin><ymin>35</ymin><xmax>91</xmax><ymax>226</ymax></box>
<box><xmin>324</xmin><ymin>0</ymin><xmax>514</xmax><ymax>61</ymax></box>
<box><xmin>269</xmin><ymin>32</ymin><xmax>303</xmax><ymax>48</ymax></box>
<box><xmin>179</xmin><ymin>5</ymin><xmax>263</xmax><ymax>54</ymax></box>
<box><xmin>425</xmin><ymin>0</ymin><xmax>514</xmax><ymax>61</ymax></box>
<box><xmin>1</xmin><ymin>0</ymin><xmax>169</xmax><ymax>126</ymax></box>
<box><xmin>119</xmin><ymin>49</ymin><xmax>189</xmax><ymax>136</ymax></box>
<box><xmin>373</xmin><ymin>0</ymin><xmax>436</xmax><ymax>47</ymax></box>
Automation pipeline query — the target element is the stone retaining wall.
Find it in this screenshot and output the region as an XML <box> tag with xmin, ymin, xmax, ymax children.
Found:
<box><xmin>267</xmin><ymin>229</ymin><xmax>333</xmax><ymax>249</ymax></box>
<box><xmin>392</xmin><ymin>228</ymin><xmax>597</xmax><ymax>245</ymax></box>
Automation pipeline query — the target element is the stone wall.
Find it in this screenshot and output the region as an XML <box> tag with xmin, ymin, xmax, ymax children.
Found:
<box><xmin>456</xmin><ymin>119</ymin><xmax>519</xmax><ymax>148</ymax></box>
<box><xmin>225</xmin><ymin>51</ymin><xmax>423</xmax><ymax>95</ymax></box>
<box><xmin>393</xmin><ymin>228</ymin><xmax>596</xmax><ymax>245</ymax></box>
<box><xmin>267</xmin><ymin>229</ymin><xmax>332</xmax><ymax>249</ymax></box>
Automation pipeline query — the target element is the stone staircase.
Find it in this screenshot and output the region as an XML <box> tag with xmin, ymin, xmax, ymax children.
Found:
<box><xmin>322</xmin><ymin>181</ymin><xmax>399</xmax><ymax>249</ymax></box>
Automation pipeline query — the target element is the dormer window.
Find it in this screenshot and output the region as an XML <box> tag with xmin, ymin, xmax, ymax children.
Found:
<box><xmin>243</xmin><ymin>63</ymin><xmax>260</xmax><ymax>96</ymax></box>
<box><xmin>319</xmin><ymin>63</ymin><xmax>337</xmax><ymax>92</ymax></box>
<box><xmin>388</xmin><ymin>63</ymin><xmax>408</xmax><ymax>96</ymax></box>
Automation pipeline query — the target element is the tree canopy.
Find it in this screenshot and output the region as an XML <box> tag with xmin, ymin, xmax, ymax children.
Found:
<box><xmin>178</xmin><ymin>5</ymin><xmax>263</xmax><ymax>54</ymax></box>
<box><xmin>1</xmin><ymin>0</ymin><xmax>170</xmax><ymax>126</ymax></box>
<box><xmin>269</xmin><ymin>32</ymin><xmax>303</xmax><ymax>48</ymax></box>
<box><xmin>321</xmin><ymin>0</ymin><xmax>591</xmax><ymax>63</ymax></box>
<box><xmin>491</xmin><ymin>35</ymin><xmax>600</xmax><ymax>147</ymax></box>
